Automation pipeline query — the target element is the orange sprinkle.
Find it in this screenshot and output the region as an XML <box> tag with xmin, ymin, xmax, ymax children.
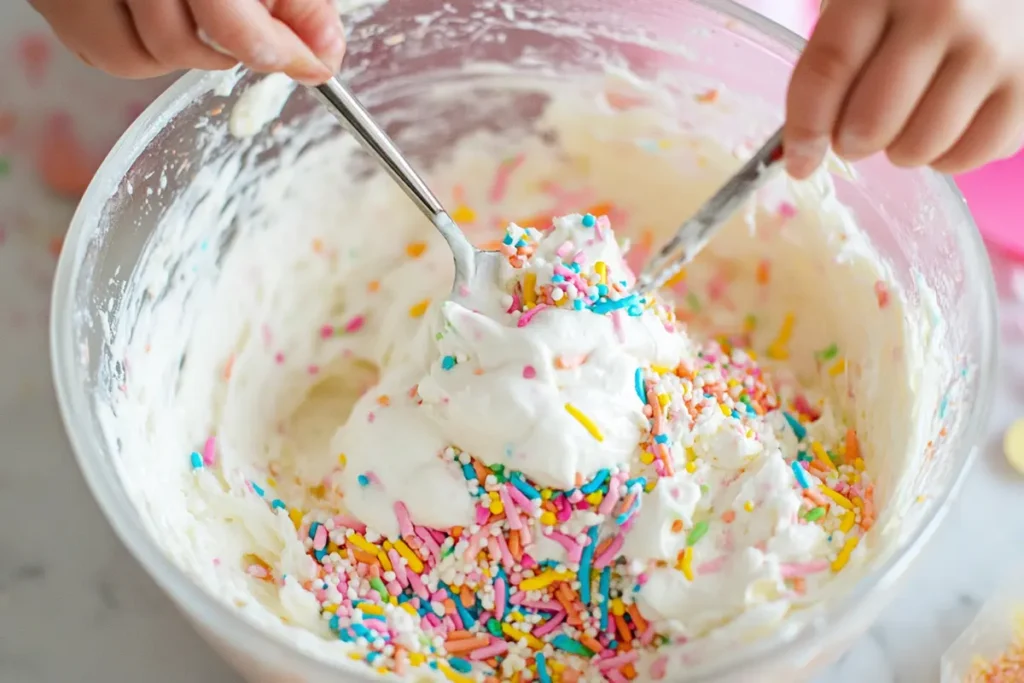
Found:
<box><xmin>580</xmin><ymin>634</ymin><xmax>604</xmax><ymax>654</ymax></box>
<box><xmin>351</xmin><ymin>550</ymin><xmax>379</xmax><ymax>566</ymax></box>
<box><xmin>367</xmin><ymin>280</ymin><xmax>381</xmax><ymax>293</ymax></box>
<box><xmin>670</xmin><ymin>519</ymin><xmax>684</xmax><ymax>533</ymax></box>
<box><xmin>721</xmin><ymin>510</ymin><xmax>736</xmax><ymax>523</ymax></box>
<box><xmin>508</xmin><ymin>530</ymin><xmax>522</xmax><ymax>560</ymax></box>
<box><xmin>444</xmin><ymin>635</ymin><xmax>489</xmax><ymax>654</ymax></box>
<box><xmin>312</xmin><ymin>238</ymin><xmax>324</xmax><ymax>253</ymax></box>
<box><xmin>583</xmin><ymin>201</ymin><xmax>615</xmax><ymax>218</ymax></box>
<box><xmin>623</xmin><ymin>663</ymin><xmax>638</xmax><ymax>679</ymax></box>
<box><xmin>443</xmin><ymin>599</ymin><xmax>457</xmax><ymax>616</ymax></box>
<box><xmin>377</xmin><ymin>395</ymin><xmax>391</xmax><ymax>407</ymax></box>
<box><xmin>408</xmin><ymin>299</ymin><xmax>431</xmax><ymax>318</ymax></box>
<box><xmin>614</xmin><ymin>613</ymin><xmax>632</xmax><ymax>643</ymax></box>
<box><xmin>845</xmin><ymin>428</ymin><xmax>860</xmax><ymax>465</ymax></box>
<box><xmin>223</xmin><ymin>354</ymin><xmax>235</xmax><ymax>380</ymax></box>
<box><xmin>696</xmin><ymin>88</ymin><xmax>719</xmax><ymax>104</ymax></box>
<box><xmin>627</xmin><ymin>605</ymin><xmax>648</xmax><ymax>633</ymax></box>
<box><xmin>477</xmin><ymin>239</ymin><xmax>504</xmax><ymax>251</ymax></box>
<box><xmin>555</xmin><ymin>353</ymin><xmax>588</xmax><ymax>369</ymax></box>
<box><xmin>756</xmin><ymin>259</ymin><xmax>771</xmax><ymax>285</ymax></box>
<box><xmin>405</xmin><ymin>241</ymin><xmax>427</xmax><ymax>258</ymax></box>
<box><xmin>460</xmin><ymin>586</ymin><xmax>475</xmax><ymax>609</ymax></box>
<box><xmin>450</xmin><ymin>527</ymin><xmax>464</xmax><ymax>539</ymax></box>
<box><xmin>792</xmin><ymin>577</ymin><xmax>807</xmax><ymax>594</ymax></box>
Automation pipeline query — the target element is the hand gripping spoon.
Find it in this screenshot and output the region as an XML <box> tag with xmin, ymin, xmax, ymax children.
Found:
<box><xmin>635</xmin><ymin>128</ymin><xmax>785</xmax><ymax>294</ymax></box>
<box><xmin>310</xmin><ymin>76</ymin><xmax>502</xmax><ymax>294</ymax></box>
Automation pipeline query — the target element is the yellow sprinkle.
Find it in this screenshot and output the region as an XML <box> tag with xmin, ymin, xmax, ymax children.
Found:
<box><xmin>831</xmin><ymin>536</ymin><xmax>859</xmax><ymax>573</ymax></box>
<box><xmin>1004</xmin><ymin>417</ymin><xmax>1024</xmax><ymax>474</ymax></box>
<box><xmin>719</xmin><ymin>404</ymin><xmax>731</xmax><ymax>417</ymax></box>
<box><xmin>685</xmin><ymin>461</ymin><xmax>697</xmax><ymax>474</ymax></box>
<box><xmin>288</xmin><ymin>508</ymin><xmax>304</xmax><ymax>529</ymax></box>
<box><xmin>585</xmin><ymin>491</ymin><xmax>603</xmax><ymax>506</ymax></box>
<box><xmin>840</xmin><ymin>510</ymin><xmax>856</xmax><ymax>533</ymax></box>
<box><xmin>338</xmin><ymin>453</ymin><xmax>347</xmax><ymax>467</ymax></box>
<box><xmin>766</xmin><ymin>312</ymin><xmax>795</xmax><ymax>360</ymax></box>
<box><xmin>679</xmin><ymin>547</ymin><xmax>694</xmax><ymax>581</ymax></box>
<box><xmin>644</xmin><ymin>480</ymin><xmax>657</xmax><ymax>493</ymax></box>
<box><xmin>451</xmin><ymin>205</ymin><xmax>477</xmax><ymax>223</ymax></box>
<box><xmin>811</xmin><ymin>441</ymin><xmax>838</xmax><ymax>473</ymax></box>
<box><xmin>852</xmin><ymin>496</ymin><xmax>864</xmax><ymax>509</ymax></box>
<box><xmin>595</xmin><ymin>261</ymin><xmax>608</xmax><ymax>285</ymax></box>
<box><xmin>854</xmin><ymin>457</ymin><xmax>865</xmax><ymax>471</ymax></box>
<box><xmin>640</xmin><ymin>451</ymin><xmax>655</xmax><ymax>465</ymax></box>
<box><xmin>829</xmin><ymin>358</ymin><xmax>847</xmax><ymax>377</ymax></box>
<box><xmin>518</xmin><ymin>570</ymin><xmax>573</xmax><ymax>592</ymax></box>
<box><xmin>540</xmin><ymin>511</ymin><xmax>557</xmax><ymax>526</ymax></box>
<box><xmin>377</xmin><ymin>550</ymin><xmax>393</xmax><ymax>572</ymax></box>
<box><xmin>650</xmin><ymin>364</ymin><xmax>671</xmax><ymax>374</ymax></box>
<box><xmin>565</xmin><ymin>403</ymin><xmax>604</xmax><ymax>441</ymax></box>
<box><xmin>265</xmin><ymin>476</ymin><xmax>277</xmax><ymax>488</ymax></box>
<box><xmin>347</xmin><ymin>533</ymin><xmax>380</xmax><ymax>555</ymax></box>
<box><xmin>400</xmin><ymin>603</ymin><xmax>418</xmax><ymax>617</ymax></box>
<box><xmin>405</xmin><ymin>241</ymin><xmax>427</xmax><ymax>258</ymax></box>
<box><xmin>523</xmin><ymin>273</ymin><xmax>538</xmax><ymax>308</ymax></box>
<box><xmin>656</xmin><ymin>393</ymin><xmax>670</xmax><ymax>408</ymax></box>
<box><xmin>409</xmin><ymin>653</ymin><xmax>426</xmax><ymax>667</ymax></box>
<box><xmin>358</xmin><ymin>603</ymin><xmax>385</xmax><ymax>616</ymax></box>
<box><xmin>322</xmin><ymin>604</ymin><xmax>338</xmax><ymax>613</ymax></box>
<box><xmin>664</xmin><ymin>269</ymin><xmax>687</xmax><ymax>288</ymax></box>
<box><xmin>409</xmin><ymin>299</ymin><xmax>431</xmax><ymax>318</ymax></box>
<box><xmin>440</xmin><ymin>664</ymin><xmax>475</xmax><ymax>683</ymax></box>
<box><xmin>611</xmin><ymin>599</ymin><xmax>626</xmax><ymax>616</ymax></box>
<box><xmin>541</xmin><ymin>489</ymin><xmax>552</xmax><ymax>500</ymax></box>
<box><xmin>743</xmin><ymin>500</ymin><xmax>754</xmax><ymax>512</ymax></box>
<box><xmin>502</xmin><ymin>623</ymin><xmax>544</xmax><ymax>649</ymax></box>
<box><xmin>820</xmin><ymin>486</ymin><xmax>854</xmax><ymax>510</ymax></box>
<box><xmin>509</xmin><ymin>611</ymin><xmax>524</xmax><ymax>623</ymax></box>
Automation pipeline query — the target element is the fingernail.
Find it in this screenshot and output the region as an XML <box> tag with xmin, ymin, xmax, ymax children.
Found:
<box><xmin>836</xmin><ymin>131</ymin><xmax>872</xmax><ymax>160</ymax></box>
<box><xmin>784</xmin><ymin>137</ymin><xmax>829</xmax><ymax>178</ymax></box>
<box><xmin>283</xmin><ymin>41</ymin><xmax>333</xmax><ymax>85</ymax></box>
<box><xmin>316</xmin><ymin>23</ymin><xmax>347</xmax><ymax>74</ymax></box>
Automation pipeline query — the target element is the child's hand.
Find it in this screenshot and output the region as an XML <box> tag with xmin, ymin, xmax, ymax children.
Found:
<box><xmin>785</xmin><ymin>0</ymin><xmax>1024</xmax><ymax>178</ymax></box>
<box><xmin>28</xmin><ymin>0</ymin><xmax>345</xmax><ymax>85</ymax></box>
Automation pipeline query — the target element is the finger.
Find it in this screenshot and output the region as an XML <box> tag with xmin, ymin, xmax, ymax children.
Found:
<box><xmin>267</xmin><ymin>0</ymin><xmax>345</xmax><ymax>74</ymax></box>
<box><xmin>931</xmin><ymin>88</ymin><xmax>1024</xmax><ymax>173</ymax></box>
<box><xmin>887</xmin><ymin>49</ymin><xmax>999</xmax><ymax>168</ymax></box>
<box><xmin>833</xmin><ymin>15</ymin><xmax>947</xmax><ymax>160</ymax></box>
<box><xmin>188</xmin><ymin>0</ymin><xmax>332</xmax><ymax>84</ymax></box>
<box><xmin>784</xmin><ymin>0</ymin><xmax>889</xmax><ymax>178</ymax></box>
<box><xmin>37</xmin><ymin>1</ymin><xmax>164</xmax><ymax>79</ymax></box>
<box><xmin>126</xmin><ymin>0</ymin><xmax>237</xmax><ymax>71</ymax></box>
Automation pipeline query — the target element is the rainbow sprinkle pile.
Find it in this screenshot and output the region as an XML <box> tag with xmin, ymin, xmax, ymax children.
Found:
<box><xmin>189</xmin><ymin>210</ymin><xmax>878</xmax><ymax>682</ymax></box>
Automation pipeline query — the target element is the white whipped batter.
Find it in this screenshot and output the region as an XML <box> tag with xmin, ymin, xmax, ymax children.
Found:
<box><xmin>101</xmin><ymin>71</ymin><xmax>955</xmax><ymax>680</ymax></box>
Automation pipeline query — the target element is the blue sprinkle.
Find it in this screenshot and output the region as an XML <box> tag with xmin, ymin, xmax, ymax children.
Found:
<box><xmin>441</xmin><ymin>355</ymin><xmax>457</xmax><ymax>370</ymax></box>
<box><xmin>784</xmin><ymin>412</ymin><xmax>807</xmax><ymax>440</ymax></box>
<box><xmin>615</xmin><ymin>495</ymin><xmax>642</xmax><ymax>525</ymax></box>
<box><xmin>446</xmin><ymin>585</ymin><xmax>476</xmax><ymax>628</ymax></box>
<box><xmin>597</xmin><ymin>284</ymin><xmax>608</xmax><ymax>296</ymax></box>
<box><xmin>536</xmin><ymin>653</ymin><xmax>552</xmax><ymax>683</ymax></box>
<box><xmin>429</xmin><ymin>661</ymin><xmax>439</xmax><ymax>670</ymax></box>
<box><xmin>515</xmin><ymin>239</ymin><xmax>527</xmax><ymax>248</ymax></box>
<box><xmin>580</xmin><ymin>469</ymin><xmax>609</xmax><ymax>494</ymax></box>
<box><xmin>627</xmin><ymin>304</ymin><xmax>643</xmax><ymax>317</ymax></box>
<box><xmin>791</xmin><ymin>461</ymin><xmax>811</xmax><ymax>489</ymax></box>
<box><xmin>939</xmin><ymin>395</ymin><xmax>949</xmax><ymax>419</ymax></box>
<box><xmin>573</xmin><ymin>299</ymin><xmax>583</xmax><ymax>311</ymax></box>
<box><xmin>366</xmin><ymin>652</ymin><xmax>380</xmax><ymax>664</ymax></box>
<box><xmin>190</xmin><ymin>452</ymin><xmax>203</xmax><ymax>469</ymax></box>
<box><xmin>634</xmin><ymin>368</ymin><xmax>646</xmax><ymax>402</ymax></box>
<box><xmin>570</xmin><ymin>262</ymin><xmax>581</xmax><ymax>273</ymax></box>
<box><xmin>251</xmin><ymin>482</ymin><xmax>265</xmax><ymax>497</ymax></box>
<box><xmin>357</xmin><ymin>474</ymin><xmax>371</xmax><ymax>487</ymax></box>
<box><xmin>329</xmin><ymin>615</ymin><xmax>340</xmax><ymax>631</ymax></box>
<box><xmin>731</xmin><ymin>409</ymin><xmax>742</xmax><ymax>419</ymax></box>
<box><xmin>599</xmin><ymin>567</ymin><xmax>611</xmax><ymax>631</ymax></box>
<box><xmin>608</xmin><ymin>640</ymin><xmax>618</xmax><ymax>650</ymax></box>
<box><xmin>552</xmin><ymin>274</ymin><xmax>565</xmax><ymax>283</ymax></box>
<box><xmin>308</xmin><ymin>521</ymin><xmax>322</xmax><ymax>541</ymax></box>
<box><xmin>624</xmin><ymin>477</ymin><xmax>647</xmax><ymax>491</ymax></box>
<box><xmin>450</xmin><ymin>658</ymin><xmax>473</xmax><ymax>674</ymax></box>
<box><xmin>581</xmin><ymin>213</ymin><xmax>596</xmax><ymax>228</ymax></box>
<box><xmin>580</xmin><ymin>526</ymin><xmax>599</xmax><ymax>604</ymax></box>
<box><xmin>271</xmin><ymin>498</ymin><xmax>286</xmax><ymax>510</ymax></box>
<box><xmin>338</xmin><ymin>629</ymin><xmax>353</xmax><ymax>642</ymax></box>
<box><xmin>654</xmin><ymin>434</ymin><xmax>669</xmax><ymax>444</ymax></box>
<box><xmin>510</xmin><ymin>472</ymin><xmax>541</xmax><ymax>499</ymax></box>
<box><xmin>503</xmin><ymin>234</ymin><xmax>514</xmax><ymax>245</ymax></box>
<box><xmin>351</xmin><ymin>623</ymin><xmax>371</xmax><ymax>638</ymax></box>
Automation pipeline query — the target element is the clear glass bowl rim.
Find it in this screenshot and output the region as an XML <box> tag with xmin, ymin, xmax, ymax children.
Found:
<box><xmin>49</xmin><ymin>0</ymin><xmax>999</xmax><ymax>679</ymax></box>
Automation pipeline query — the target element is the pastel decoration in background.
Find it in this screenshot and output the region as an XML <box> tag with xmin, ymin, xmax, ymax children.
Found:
<box><xmin>36</xmin><ymin>112</ymin><xmax>104</xmax><ymax>199</ymax></box>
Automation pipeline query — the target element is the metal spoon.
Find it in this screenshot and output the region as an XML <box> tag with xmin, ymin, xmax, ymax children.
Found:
<box><xmin>310</xmin><ymin>76</ymin><xmax>502</xmax><ymax>293</ymax></box>
<box><xmin>634</xmin><ymin>128</ymin><xmax>785</xmax><ymax>294</ymax></box>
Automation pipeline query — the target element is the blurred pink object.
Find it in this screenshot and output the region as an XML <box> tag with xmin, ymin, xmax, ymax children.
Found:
<box><xmin>956</xmin><ymin>155</ymin><xmax>1024</xmax><ymax>258</ymax></box>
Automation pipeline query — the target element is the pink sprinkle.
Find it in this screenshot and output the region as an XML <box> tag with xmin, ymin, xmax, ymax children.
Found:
<box><xmin>555</xmin><ymin>240</ymin><xmax>575</xmax><ymax>259</ymax></box>
<box><xmin>545</xmin><ymin>530</ymin><xmax>583</xmax><ymax>562</ymax></box>
<box><xmin>507</xmin><ymin>290</ymin><xmax>522</xmax><ymax>313</ymax></box>
<box><xmin>611</xmin><ymin>310</ymin><xmax>625</xmax><ymax>343</ymax></box>
<box><xmin>312</xmin><ymin>524</ymin><xmax>328</xmax><ymax>551</ymax></box>
<box><xmin>470</xmin><ymin>641</ymin><xmax>509</xmax><ymax>661</ymax></box>
<box><xmin>494</xmin><ymin>577</ymin><xmax>507</xmax><ymax>620</ymax></box>
<box><xmin>407</xmin><ymin>571</ymin><xmax>430</xmax><ymax>600</ymax></box>
<box><xmin>606</xmin><ymin>671</ymin><xmax>630</xmax><ymax>683</ymax></box>
<box><xmin>489</xmin><ymin>154</ymin><xmax>524</xmax><ymax>202</ymax></box>
<box><xmin>532</xmin><ymin>611</ymin><xmax>566</xmax><ymax>637</ymax></box>
<box><xmin>424</xmin><ymin>613</ymin><xmax>441</xmax><ymax>629</ymax></box>
<box><xmin>650</xmin><ymin>656</ymin><xmax>668</xmax><ymax>680</ymax></box>
<box><xmin>517</xmin><ymin>304</ymin><xmax>548</xmax><ymax>328</ymax></box>
<box><xmin>598</xmin><ymin>651</ymin><xmax>639</xmax><ymax>671</ymax></box>
<box><xmin>780</xmin><ymin>560</ymin><xmax>830</xmax><ymax>578</ymax></box>
<box><xmin>344</xmin><ymin>315</ymin><xmax>366</xmax><ymax>333</ymax></box>
<box><xmin>494</xmin><ymin>533</ymin><xmax>515</xmax><ymax>570</ymax></box>
<box><xmin>475</xmin><ymin>505</ymin><xmax>491</xmax><ymax>525</ymax></box>
<box><xmin>246</xmin><ymin>565</ymin><xmax>269</xmax><ymax>579</ymax></box>
<box><xmin>331</xmin><ymin>514</ymin><xmax>367</xmax><ymax>533</ymax></box>
<box><xmin>778</xmin><ymin>201</ymin><xmax>798</xmax><ymax>219</ymax></box>
<box><xmin>595</xmin><ymin>215</ymin><xmax>611</xmax><ymax>241</ymax></box>
<box><xmin>274</xmin><ymin>352</ymin><xmax>285</xmax><ymax>364</ymax></box>
<box><xmin>697</xmin><ymin>556</ymin><xmax>727</xmax><ymax>576</ymax></box>
<box><xmin>415</xmin><ymin>527</ymin><xmax>441</xmax><ymax>558</ymax></box>
<box><xmin>307</xmin><ymin>365</ymin><xmax>319</xmax><ymax>375</ymax></box>
<box><xmin>522</xmin><ymin>365</ymin><xmax>537</xmax><ymax>379</ymax></box>
<box><xmin>202</xmin><ymin>437</ymin><xmax>217</xmax><ymax>466</ymax></box>
<box><xmin>388</xmin><ymin>549</ymin><xmax>409</xmax><ymax>586</ymax></box>
<box><xmin>517</xmin><ymin>522</ymin><xmax>532</xmax><ymax>546</ymax></box>
<box><xmin>507</xmin><ymin>486</ymin><xmax>536</xmax><ymax>513</ymax></box>
<box><xmin>498</xmin><ymin>488</ymin><xmax>522</xmax><ymax>529</ymax></box>
<box><xmin>394</xmin><ymin>502</ymin><xmax>414</xmax><ymax>538</ymax></box>
<box><xmin>320</xmin><ymin>324</ymin><xmax>334</xmax><ymax>339</ymax></box>
<box><xmin>594</xmin><ymin>533</ymin><xmax>625</xmax><ymax>569</ymax></box>
<box><xmin>875</xmin><ymin>280</ymin><xmax>891</xmax><ymax>308</ymax></box>
<box><xmin>520</xmin><ymin>554</ymin><xmax>537</xmax><ymax>569</ymax></box>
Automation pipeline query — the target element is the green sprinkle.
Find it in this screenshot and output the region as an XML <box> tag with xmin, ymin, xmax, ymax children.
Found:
<box><xmin>744</xmin><ymin>314</ymin><xmax>757</xmax><ymax>329</ymax></box>
<box><xmin>686</xmin><ymin>292</ymin><xmax>701</xmax><ymax>312</ymax></box>
<box><xmin>699</xmin><ymin>484</ymin><xmax>709</xmax><ymax>496</ymax></box>
<box><xmin>804</xmin><ymin>507</ymin><xmax>826</xmax><ymax>522</ymax></box>
<box><xmin>817</xmin><ymin>343</ymin><xmax>839</xmax><ymax>361</ymax></box>
<box><xmin>486</xmin><ymin>618</ymin><xmax>502</xmax><ymax>637</ymax></box>
<box><xmin>552</xmin><ymin>634</ymin><xmax>595</xmax><ymax>657</ymax></box>
<box><xmin>369</xmin><ymin>577</ymin><xmax>389</xmax><ymax>600</ymax></box>
<box><xmin>797</xmin><ymin>450</ymin><xmax>812</xmax><ymax>462</ymax></box>
<box><xmin>0</xmin><ymin>157</ymin><xmax>10</xmax><ymax>177</ymax></box>
<box><xmin>687</xmin><ymin>520</ymin><xmax>710</xmax><ymax>546</ymax></box>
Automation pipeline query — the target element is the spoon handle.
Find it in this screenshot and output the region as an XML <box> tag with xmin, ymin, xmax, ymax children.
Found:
<box><xmin>636</xmin><ymin>128</ymin><xmax>785</xmax><ymax>294</ymax></box>
<box><xmin>312</xmin><ymin>77</ymin><xmax>447</xmax><ymax>220</ymax></box>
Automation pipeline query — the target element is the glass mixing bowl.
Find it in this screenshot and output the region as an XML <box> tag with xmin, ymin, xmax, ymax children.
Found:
<box><xmin>51</xmin><ymin>0</ymin><xmax>997</xmax><ymax>681</ymax></box>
